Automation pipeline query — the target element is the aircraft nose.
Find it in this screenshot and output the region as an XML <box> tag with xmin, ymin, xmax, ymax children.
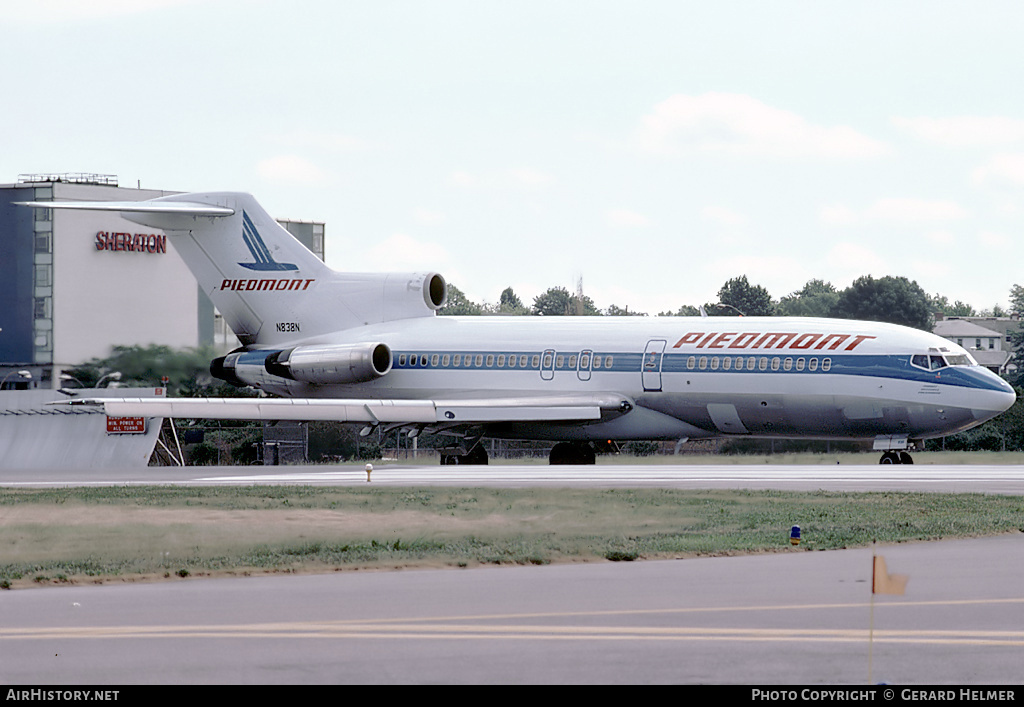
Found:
<box><xmin>972</xmin><ymin>374</ymin><xmax>1016</xmax><ymax>421</ymax></box>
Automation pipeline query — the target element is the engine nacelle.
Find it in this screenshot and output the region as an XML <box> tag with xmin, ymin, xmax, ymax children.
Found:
<box><xmin>264</xmin><ymin>343</ymin><xmax>392</xmax><ymax>385</ymax></box>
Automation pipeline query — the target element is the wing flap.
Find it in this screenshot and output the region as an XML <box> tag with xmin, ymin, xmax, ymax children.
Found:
<box><xmin>57</xmin><ymin>394</ymin><xmax>626</xmax><ymax>424</ymax></box>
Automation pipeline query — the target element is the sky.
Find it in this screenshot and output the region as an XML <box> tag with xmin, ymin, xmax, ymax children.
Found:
<box><xmin>4</xmin><ymin>0</ymin><xmax>1024</xmax><ymax>316</ymax></box>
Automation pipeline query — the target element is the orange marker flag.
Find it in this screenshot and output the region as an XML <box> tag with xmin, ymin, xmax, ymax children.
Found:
<box><xmin>872</xmin><ymin>555</ymin><xmax>909</xmax><ymax>595</ymax></box>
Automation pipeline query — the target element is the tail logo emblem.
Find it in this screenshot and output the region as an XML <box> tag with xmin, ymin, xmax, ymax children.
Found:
<box><xmin>239</xmin><ymin>211</ymin><xmax>298</xmax><ymax>271</ymax></box>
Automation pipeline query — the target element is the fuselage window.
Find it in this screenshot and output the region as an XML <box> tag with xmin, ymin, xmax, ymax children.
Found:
<box><xmin>808</xmin><ymin>358</ymin><xmax>818</xmax><ymax>372</ymax></box>
<box><xmin>783</xmin><ymin>357</ymin><xmax>793</xmax><ymax>371</ymax></box>
<box><xmin>485</xmin><ymin>354</ymin><xmax>494</xmax><ymax>367</ymax></box>
<box><xmin>759</xmin><ymin>357</ymin><xmax>768</xmax><ymax>371</ymax></box>
<box><xmin>507</xmin><ymin>354</ymin><xmax>516</xmax><ymax>367</ymax></box>
<box><xmin>452</xmin><ymin>354</ymin><xmax>461</xmax><ymax>367</ymax></box>
<box><xmin>735</xmin><ymin>356</ymin><xmax>743</xmax><ymax>370</ymax></box>
<box><xmin>442</xmin><ymin>354</ymin><xmax>450</xmax><ymax>366</ymax></box>
<box><xmin>593</xmin><ymin>356</ymin><xmax>601</xmax><ymax>369</ymax></box>
<box><xmin>496</xmin><ymin>355</ymin><xmax>505</xmax><ymax>367</ymax></box>
<box><xmin>580</xmin><ymin>353</ymin><xmax>590</xmax><ymax>368</ymax></box>
<box><xmin>399</xmin><ymin>354</ymin><xmax>407</xmax><ymax>366</ymax></box>
<box><xmin>698</xmin><ymin>356</ymin><xmax>708</xmax><ymax>370</ymax></box>
<box><xmin>770</xmin><ymin>357</ymin><xmax>780</xmax><ymax>371</ymax></box>
<box><xmin>420</xmin><ymin>355</ymin><xmax>429</xmax><ymax>366</ymax></box>
<box><xmin>687</xmin><ymin>356</ymin><xmax>696</xmax><ymax>370</ymax></box>
<box><xmin>521</xmin><ymin>355</ymin><xmax>530</xmax><ymax>367</ymax></box>
<box><xmin>431</xmin><ymin>354</ymin><xmax>439</xmax><ymax>367</ymax></box>
<box><xmin>723</xmin><ymin>357</ymin><xmax>732</xmax><ymax>371</ymax></box>
<box><xmin>710</xmin><ymin>356</ymin><xmax>720</xmax><ymax>370</ymax></box>
<box><xmin>796</xmin><ymin>358</ymin><xmax>805</xmax><ymax>371</ymax></box>
<box><xmin>605</xmin><ymin>356</ymin><xmax>614</xmax><ymax>369</ymax></box>
<box><xmin>556</xmin><ymin>355</ymin><xmax>565</xmax><ymax>368</ymax></box>
<box><xmin>747</xmin><ymin>357</ymin><xmax>756</xmax><ymax>371</ymax></box>
<box><xmin>568</xmin><ymin>355</ymin><xmax>578</xmax><ymax>368</ymax></box>
<box><xmin>822</xmin><ymin>358</ymin><xmax>832</xmax><ymax>372</ymax></box>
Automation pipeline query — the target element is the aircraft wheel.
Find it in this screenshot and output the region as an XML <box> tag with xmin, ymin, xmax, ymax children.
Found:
<box><xmin>898</xmin><ymin>451</ymin><xmax>914</xmax><ymax>464</ymax></box>
<box><xmin>879</xmin><ymin>451</ymin><xmax>899</xmax><ymax>464</ymax></box>
<box><xmin>463</xmin><ymin>445</ymin><xmax>489</xmax><ymax>465</ymax></box>
<box><xmin>549</xmin><ymin>442</ymin><xmax>596</xmax><ymax>465</ymax></box>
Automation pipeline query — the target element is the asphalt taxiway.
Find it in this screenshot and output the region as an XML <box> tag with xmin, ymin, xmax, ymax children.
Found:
<box><xmin>3</xmin><ymin>462</ymin><xmax>1023</xmax><ymax>684</ymax></box>
<box><xmin>2</xmin><ymin>533</ymin><xmax>1023</xmax><ymax>684</ymax></box>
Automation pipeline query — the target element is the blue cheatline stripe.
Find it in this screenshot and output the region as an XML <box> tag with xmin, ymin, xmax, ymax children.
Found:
<box><xmin>384</xmin><ymin>350</ymin><xmax>1007</xmax><ymax>392</ymax></box>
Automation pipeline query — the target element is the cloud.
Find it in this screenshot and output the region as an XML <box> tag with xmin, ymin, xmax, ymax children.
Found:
<box><xmin>363</xmin><ymin>233</ymin><xmax>451</xmax><ymax>271</ymax></box>
<box><xmin>972</xmin><ymin>153</ymin><xmax>1024</xmax><ymax>188</ymax></box>
<box><xmin>256</xmin><ymin>155</ymin><xmax>330</xmax><ymax>184</ymax></box>
<box><xmin>819</xmin><ymin>204</ymin><xmax>859</xmax><ymax>226</ymax></box>
<box><xmin>606</xmin><ymin>209</ymin><xmax>652</xmax><ymax>227</ymax></box>
<box><xmin>864</xmin><ymin>198</ymin><xmax>968</xmax><ymax>223</ymax></box>
<box><xmin>413</xmin><ymin>209</ymin><xmax>446</xmax><ymax>225</ymax></box>
<box><xmin>893</xmin><ymin>116</ymin><xmax>1024</xmax><ymax>147</ymax></box>
<box><xmin>631</xmin><ymin>93</ymin><xmax>889</xmax><ymax>160</ymax></box>
<box><xmin>6</xmin><ymin>0</ymin><xmax>196</xmax><ymax>21</ymax></box>
<box><xmin>821</xmin><ymin>199</ymin><xmax>968</xmax><ymax>225</ymax></box>
<box><xmin>450</xmin><ymin>168</ymin><xmax>554</xmax><ymax>189</ymax></box>
<box><xmin>271</xmin><ymin>130</ymin><xmax>374</xmax><ymax>153</ymax></box>
<box><xmin>825</xmin><ymin>243</ymin><xmax>888</xmax><ymax>279</ymax></box>
<box><xmin>978</xmin><ymin>230</ymin><xmax>1012</xmax><ymax>248</ymax></box>
<box><xmin>700</xmin><ymin>205</ymin><xmax>746</xmax><ymax>227</ymax></box>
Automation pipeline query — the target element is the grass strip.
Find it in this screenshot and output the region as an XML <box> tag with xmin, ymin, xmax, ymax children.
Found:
<box><xmin>1</xmin><ymin>486</ymin><xmax>1022</xmax><ymax>588</ymax></box>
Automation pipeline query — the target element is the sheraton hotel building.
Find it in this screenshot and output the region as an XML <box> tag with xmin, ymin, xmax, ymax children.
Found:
<box><xmin>0</xmin><ymin>173</ymin><xmax>325</xmax><ymax>390</ymax></box>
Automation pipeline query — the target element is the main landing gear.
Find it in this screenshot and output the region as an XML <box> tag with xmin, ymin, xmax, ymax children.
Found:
<box><xmin>879</xmin><ymin>451</ymin><xmax>914</xmax><ymax>464</ymax></box>
<box><xmin>549</xmin><ymin>442</ymin><xmax>597</xmax><ymax>465</ymax></box>
<box><xmin>439</xmin><ymin>444</ymin><xmax>489</xmax><ymax>465</ymax></box>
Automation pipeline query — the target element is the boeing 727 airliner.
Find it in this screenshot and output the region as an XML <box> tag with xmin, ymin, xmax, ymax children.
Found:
<box><xmin>21</xmin><ymin>192</ymin><xmax>1016</xmax><ymax>464</ymax></box>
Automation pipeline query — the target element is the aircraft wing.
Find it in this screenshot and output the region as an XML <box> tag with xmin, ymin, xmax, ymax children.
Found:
<box><xmin>57</xmin><ymin>394</ymin><xmax>632</xmax><ymax>424</ymax></box>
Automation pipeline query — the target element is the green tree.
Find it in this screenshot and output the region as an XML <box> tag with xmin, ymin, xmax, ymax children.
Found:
<box><xmin>66</xmin><ymin>344</ymin><xmax>219</xmax><ymax>395</ymax></box>
<box><xmin>531</xmin><ymin>286</ymin><xmax>601</xmax><ymax>316</ymax></box>
<box><xmin>606</xmin><ymin>304</ymin><xmax>647</xmax><ymax>316</ymax></box>
<box><xmin>777</xmin><ymin>280</ymin><xmax>839</xmax><ymax>317</ymax></box>
<box><xmin>496</xmin><ymin>287</ymin><xmax>529</xmax><ymax>315</ymax></box>
<box><xmin>438</xmin><ymin>284</ymin><xmax>484</xmax><ymax>315</ymax></box>
<box><xmin>707</xmin><ymin>276</ymin><xmax>775</xmax><ymax>316</ymax></box>
<box><xmin>929</xmin><ymin>293</ymin><xmax>977</xmax><ymax>317</ymax></box>
<box><xmin>657</xmin><ymin>305</ymin><xmax>701</xmax><ymax>316</ymax></box>
<box><xmin>830</xmin><ymin>275</ymin><xmax>933</xmax><ymax>331</ymax></box>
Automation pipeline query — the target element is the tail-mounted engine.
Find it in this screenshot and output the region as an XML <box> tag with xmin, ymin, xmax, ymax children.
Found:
<box><xmin>212</xmin><ymin>343</ymin><xmax>392</xmax><ymax>388</ymax></box>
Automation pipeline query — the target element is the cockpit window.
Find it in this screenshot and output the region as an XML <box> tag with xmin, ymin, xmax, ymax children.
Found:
<box><xmin>912</xmin><ymin>353</ymin><xmax>976</xmax><ymax>370</ymax></box>
<box><xmin>944</xmin><ymin>354</ymin><xmax>973</xmax><ymax>367</ymax></box>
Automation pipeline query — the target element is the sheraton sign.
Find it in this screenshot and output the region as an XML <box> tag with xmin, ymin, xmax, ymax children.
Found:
<box><xmin>95</xmin><ymin>231</ymin><xmax>167</xmax><ymax>254</ymax></box>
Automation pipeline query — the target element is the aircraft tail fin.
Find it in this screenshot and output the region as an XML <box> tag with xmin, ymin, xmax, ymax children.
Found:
<box><xmin>22</xmin><ymin>192</ymin><xmax>331</xmax><ymax>345</ymax></box>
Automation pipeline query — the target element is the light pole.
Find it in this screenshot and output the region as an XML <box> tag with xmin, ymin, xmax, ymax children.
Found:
<box><xmin>0</xmin><ymin>369</ymin><xmax>32</xmax><ymax>390</ymax></box>
<box><xmin>97</xmin><ymin>372</ymin><xmax>122</xmax><ymax>388</ymax></box>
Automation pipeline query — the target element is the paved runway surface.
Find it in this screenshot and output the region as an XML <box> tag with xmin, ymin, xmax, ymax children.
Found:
<box><xmin>4</xmin><ymin>462</ymin><xmax>1024</xmax><ymax>494</ymax></box>
<box><xmin>2</xmin><ymin>534</ymin><xmax>1023</xmax><ymax>684</ymax></box>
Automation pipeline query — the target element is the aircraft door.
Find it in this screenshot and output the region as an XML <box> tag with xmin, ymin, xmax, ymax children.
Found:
<box><xmin>540</xmin><ymin>348</ymin><xmax>555</xmax><ymax>381</ymax></box>
<box><xmin>642</xmin><ymin>339</ymin><xmax>667</xmax><ymax>392</ymax></box>
<box><xmin>577</xmin><ymin>349</ymin><xmax>593</xmax><ymax>381</ymax></box>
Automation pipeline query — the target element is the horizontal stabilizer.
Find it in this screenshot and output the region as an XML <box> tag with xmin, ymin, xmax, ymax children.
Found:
<box><xmin>17</xmin><ymin>200</ymin><xmax>234</xmax><ymax>217</ymax></box>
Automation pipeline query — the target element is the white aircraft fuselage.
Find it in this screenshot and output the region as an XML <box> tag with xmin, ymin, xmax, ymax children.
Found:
<box><xmin>22</xmin><ymin>191</ymin><xmax>1015</xmax><ymax>464</ymax></box>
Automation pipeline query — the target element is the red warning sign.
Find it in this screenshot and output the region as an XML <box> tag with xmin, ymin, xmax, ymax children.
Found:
<box><xmin>107</xmin><ymin>417</ymin><xmax>147</xmax><ymax>434</ymax></box>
